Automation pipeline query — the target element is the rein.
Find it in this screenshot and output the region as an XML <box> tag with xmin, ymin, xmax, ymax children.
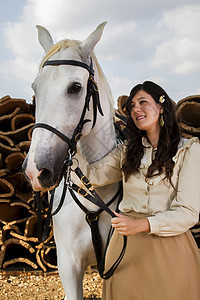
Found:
<box><xmin>33</xmin><ymin>57</ymin><xmax>127</xmax><ymax>279</ymax></box>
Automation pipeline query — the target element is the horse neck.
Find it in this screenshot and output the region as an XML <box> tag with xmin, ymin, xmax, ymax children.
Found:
<box><xmin>79</xmin><ymin>78</ymin><xmax>116</xmax><ymax>163</ymax></box>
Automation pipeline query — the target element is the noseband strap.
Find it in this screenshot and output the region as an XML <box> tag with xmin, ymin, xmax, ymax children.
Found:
<box><xmin>33</xmin><ymin>123</ymin><xmax>72</xmax><ymax>145</ymax></box>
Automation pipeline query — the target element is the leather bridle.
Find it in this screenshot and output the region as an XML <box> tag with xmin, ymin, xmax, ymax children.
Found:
<box><xmin>33</xmin><ymin>58</ymin><xmax>104</xmax><ymax>153</ymax></box>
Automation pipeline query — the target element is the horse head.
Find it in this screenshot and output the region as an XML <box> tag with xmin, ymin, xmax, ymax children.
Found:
<box><xmin>22</xmin><ymin>22</ymin><xmax>109</xmax><ymax>191</ymax></box>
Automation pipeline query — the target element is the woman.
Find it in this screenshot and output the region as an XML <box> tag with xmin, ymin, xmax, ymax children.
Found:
<box><xmin>76</xmin><ymin>81</ymin><xmax>200</xmax><ymax>300</ymax></box>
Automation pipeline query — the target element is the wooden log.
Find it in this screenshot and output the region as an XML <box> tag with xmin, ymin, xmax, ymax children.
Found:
<box><xmin>40</xmin><ymin>247</ymin><xmax>57</xmax><ymax>270</ymax></box>
<box><xmin>0</xmin><ymin>217</ymin><xmax>28</xmax><ymax>226</ymax></box>
<box><xmin>0</xmin><ymin>228</ymin><xmax>3</xmax><ymax>246</ymax></box>
<box><xmin>9</xmin><ymin>231</ymin><xmax>38</xmax><ymax>243</ymax></box>
<box><xmin>6</xmin><ymin>172</ymin><xmax>33</xmax><ymax>203</ymax></box>
<box><xmin>0</xmin><ymin>107</ymin><xmax>21</xmax><ymax>132</ymax></box>
<box><xmin>0</xmin><ymin>237</ymin><xmax>35</xmax><ymax>268</ymax></box>
<box><xmin>24</xmin><ymin>215</ymin><xmax>38</xmax><ymax>237</ymax></box>
<box><xmin>115</xmin><ymin>95</ymin><xmax>128</xmax><ymax>116</ymax></box>
<box><xmin>0</xmin><ymin>169</ymin><xmax>10</xmax><ymax>178</ymax></box>
<box><xmin>28</xmin><ymin>127</ymin><xmax>33</xmax><ymax>141</ymax></box>
<box><xmin>176</xmin><ymin>95</ymin><xmax>200</xmax><ymax>138</ymax></box>
<box><xmin>0</xmin><ymin>123</ymin><xmax>34</xmax><ymax>142</ymax></box>
<box><xmin>0</xmin><ymin>179</ymin><xmax>14</xmax><ymax>198</ymax></box>
<box><xmin>9</xmin><ymin>215</ymin><xmax>39</xmax><ymax>243</ymax></box>
<box><xmin>10</xmin><ymin>200</ymin><xmax>32</xmax><ymax>211</ymax></box>
<box><xmin>18</xmin><ymin>141</ymin><xmax>31</xmax><ymax>153</ymax></box>
<box><xmin>3</xmin><ymin>223</ymin><xmax>22</xmax><ymax>234</ymax></box>
<box><xmin>2</xmin><ymin>223</ymin><xmax>22</xmax><ymax>243</ymax></box>
<box><xmin>5</xmin><ymin>152</ymin><xmax>25</xmax><ymax>172</ymax></box>
<box><xmin>0</xmin><ymin>199</ymin><xmax>30</xmax><ymax>223</ymax></box>
<box><xmin>35</xmin><ymin>229</ymin><xmax>56</xmax><ymax>272</ymax></box>
<box><xmin>36</xmin><ymin>249</ymin><xmax>47</xmax><ymax>272</ymax></box>
<box><xmin>3</xmin><ymin>257</ymin><xmax>38</xmax><ymax>270</ymax></box>
<box><xmin>0</xmin><ymin>153</ymin><xmax>3</xmax><ymax>169</ymax></box>
<box><xmin>0</xmin><ymin>96</ymin><xmax>34</xmax><ymax>116</ymax></box>
<box><xmin>0</xmin><ymin>135</ymin><xmax>20</xmax><ymax>155</ymax></box>
<box><xmin>11</xmin><ymin>114</ymin><xmax>35</xmax><ymax>131</ymax></box>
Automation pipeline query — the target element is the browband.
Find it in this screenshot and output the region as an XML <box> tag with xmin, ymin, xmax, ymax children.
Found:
<box><xmin>43</xmin><ymin>59</ymin><xmax>94</xmax><ymax>75</ymax></box>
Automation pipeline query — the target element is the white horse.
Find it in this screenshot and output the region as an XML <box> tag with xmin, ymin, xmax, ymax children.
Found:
<box><xmin>23</xmin><ymin>23</ymin><xmax>121</xmax><ymax>299</ymax></box>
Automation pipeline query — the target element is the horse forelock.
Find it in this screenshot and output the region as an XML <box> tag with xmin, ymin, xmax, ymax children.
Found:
<box><xmin>39</xmin><ymin>39</ymin><xmax>82</xmax><ymax>70</ymax></box>
<box><xmin>38</xmin><ymin>39</ymin><xmax>114</xmax><ymax>114</ymax></box>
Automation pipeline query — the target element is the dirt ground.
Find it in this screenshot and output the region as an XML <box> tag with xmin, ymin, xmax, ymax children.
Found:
<box><xmin>0</xmin><ymin>270</ymin><xmax>103</xmax><ymax>299</ymax></box>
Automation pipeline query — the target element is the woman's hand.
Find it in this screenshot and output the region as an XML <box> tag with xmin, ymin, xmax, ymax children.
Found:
<box><xmin>111</xmin><ymin>212</ymin><xmax>150</xmax><ymax>236</ymax></box>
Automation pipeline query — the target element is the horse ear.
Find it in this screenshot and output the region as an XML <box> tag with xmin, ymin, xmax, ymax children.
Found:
<box><xmin>80</xmin><ymin>22</ymin><xmax>107</xmax><ymax>56</ymax></box>
<box><xmin>36</xmin><ymin>25</ymin><xmax>54</xmax><ymax>52</ymax></box>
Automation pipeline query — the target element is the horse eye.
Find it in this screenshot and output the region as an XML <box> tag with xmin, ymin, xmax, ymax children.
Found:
<box><xmin>68</xmin><ymin>82</ymin><xmax>82</xmax><ymax>94</ymax></box>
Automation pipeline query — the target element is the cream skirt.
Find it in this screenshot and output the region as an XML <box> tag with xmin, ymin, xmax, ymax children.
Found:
<box><xmin>102</xmin><ymin>212</ymin><xmax>200</xmax><ymax>300</ymax></box>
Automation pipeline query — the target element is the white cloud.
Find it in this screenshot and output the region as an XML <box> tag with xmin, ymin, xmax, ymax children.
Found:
<box><xmin>0</xmin><ymin>0</ymin><xmax>141</xmax><ymax>100</ymax></box>
<box><xmin>108</xmin><ymin>76</ymin><xmax>133</xmax><ymax>105</ymax></box>
<box><xmin>162</xmin><ymin>4</ymin><xmax>200</xmax><ymax>37</ymax></box>
<box><xmin>98</xmin><ymin>22</ymin><xmax>139</xmax><ymax>62</ymax></box>
<box><xmin>152</xmin><ymin>38</ymin><xmax>200</xmax><ymax>74</ymax></box>
<box><xmin>151</xmin><ymin>5</ymin><xmax>200</xmax><ymax>74</ymax></box>
<box><xmin>4</xmin><ymin>22</ymin><xmax>40</xmax><ymax>59</ymax></box>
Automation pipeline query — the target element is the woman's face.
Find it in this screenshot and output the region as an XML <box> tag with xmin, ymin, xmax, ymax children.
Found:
<box><xmin>130</xmin><ymin>90</ymin><xmax>163</xmax><ymax>134</ymax></box>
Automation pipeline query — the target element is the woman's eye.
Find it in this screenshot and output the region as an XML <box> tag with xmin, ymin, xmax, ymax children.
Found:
<box><xmin>140</xmin><ymin>100</ymin><xmax>146</xmax><ymax>104</ymax></box>
<box><xmin>68</xmin><ymin>82</ymin><xmax>82</xmax><ymax>94</ymax></box>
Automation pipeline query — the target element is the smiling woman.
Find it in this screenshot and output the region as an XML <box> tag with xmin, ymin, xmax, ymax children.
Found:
<box><xmin>129</xmin><ymin>90</ymin><xmax>163</xmax><ymax>139</ymax></box>
<box><xmin>75</xmin><ymin>80</ymin><xmax>200</xmax><ymax>300</ymax></box>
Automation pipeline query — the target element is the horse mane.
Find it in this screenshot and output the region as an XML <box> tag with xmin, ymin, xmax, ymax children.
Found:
<box><xmin>39</xmin><ymin>39</ymin><xmax>114</xmax><ymax>114</ymax></box>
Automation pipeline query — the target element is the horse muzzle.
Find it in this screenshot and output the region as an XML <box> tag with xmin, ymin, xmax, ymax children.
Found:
<box><xmin>22</xmin><ymin>145</ymin><xmax>68</xmax><ymax>191</ymax></box>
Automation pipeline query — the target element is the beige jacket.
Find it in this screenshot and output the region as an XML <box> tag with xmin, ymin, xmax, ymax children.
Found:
<box><xmin>75</xmin><ymin>137</ymin><xmax>200</xmax><ymax>237</ymax></box>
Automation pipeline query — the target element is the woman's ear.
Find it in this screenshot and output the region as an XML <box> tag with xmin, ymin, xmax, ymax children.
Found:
<box><xmin>160</xmin><ymin>105</ymin><xmax>164</xmax><ymax>114</ymax></box>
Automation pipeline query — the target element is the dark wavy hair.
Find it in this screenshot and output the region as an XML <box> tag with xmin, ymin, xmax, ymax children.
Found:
<box><xmin>122</xmin><ymin>81</ymin><xmax>181</xmax><ymax>185</ymax></box>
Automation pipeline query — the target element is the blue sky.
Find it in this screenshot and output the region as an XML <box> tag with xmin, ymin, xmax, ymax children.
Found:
<box><xmin>0</xmin><ymin>0</ymin><xmax>200</xmax><ymax>105</ymax></box>
<box><xmin>0</xmin><ymin>0</ymin><xmax>25</xmax><ymax>22</ymax></box>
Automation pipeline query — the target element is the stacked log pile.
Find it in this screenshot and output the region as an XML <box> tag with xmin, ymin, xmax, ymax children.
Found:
<box><xmin>0</xmin><ymin>96</ymin><xmax>57</xmax><ymax>273</ymax></box>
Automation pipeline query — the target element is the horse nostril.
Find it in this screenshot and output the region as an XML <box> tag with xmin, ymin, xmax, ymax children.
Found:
<box><xmin>38</xmin><ymin>168</ymin><xmax>55</xmax><ymax>188</ymax></box>
<box><xmin>41</xmin><ymin>168</ymin><xmax>52</xmax><ymax>178</ymax></box>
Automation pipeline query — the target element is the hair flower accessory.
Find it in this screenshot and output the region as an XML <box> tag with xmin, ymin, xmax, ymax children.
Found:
<box><xmin>159</xmin><ymin>95</ymin><xmax>165</xmax><ymax>103</ymax></box>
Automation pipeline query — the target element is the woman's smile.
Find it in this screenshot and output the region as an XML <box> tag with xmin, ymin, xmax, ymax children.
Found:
<box><xmin>135</xmin><ymin>114</ymin><xmax>146</xmax><ymax>121</ymax></box>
